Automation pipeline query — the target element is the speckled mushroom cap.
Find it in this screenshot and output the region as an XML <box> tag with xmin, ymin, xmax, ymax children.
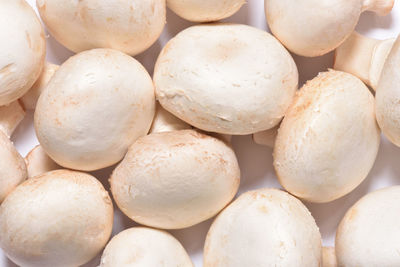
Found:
<box><xmin>100</xmin><ymin>227</ymin><xmax>193</xmax><ymax>267</ymax></box>
<box><xmin>110</xmin><ymin>130</ymin><xmax>240</xmax><ymax>229</ymax></box>
<box><xmin>37</xmin><ymin>0</ymin><xmax>166</xmax><ymax>56</ymax></box>
<box><xmin>0</xmin><ymin>131</ymin><xmax>27</xmax><ymax>203</ymax></box>
<box><xmin>203</xmin><ymin>188</ymin><xmax>322</xmax><ymax>267</ymax></box>
<box><xmin>274</xmin><ymin>70</ymin><xmax>380</xmax><ymax>203</ymax></box>
<box><xmin>0</xmin><ymin>170</ymin><xmax>113</xmax><ymax>267</ymax></box>
<box><xmin>336</xmin><ymin>186</ymin><xmax>400</xmax><ymax>266</ymax></box>
<box><xmin>0</xmin><ymin>0</ymin><xmax>45</xmax><ymax>106</ymax></box>
<box><xmin>35</xmin><ymin>49</ymin><xmax>155</xmax><ymax>171</ymax></box>
<box><xmin>154</xmin><ymin>23</ymin><xmax>298</xmax><ymax>135</ymax></box>
<box><xmin>167</xmin><ymin>0</ymin><xmax>245</xmax><ymax>22</ymax></box>
<box><xmin>265</xmin><ymin>0</ymin><xmax>394</xmax><ymax>57</ymax></box>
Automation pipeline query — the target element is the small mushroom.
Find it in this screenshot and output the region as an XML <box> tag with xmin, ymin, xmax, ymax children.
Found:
<box><xmin>0</xmin><ymin>170</ymin><xmax>114</xmax><ymax>267</ymax></box>
<box><xmin>0</xmin><ymin>0</ymin><xmax>46</xmax><ymax>105</ymax></box>
<box><xmin>336</xmin><ymin>186</ymin><xmax>400</xmax><ymax>266</ymax></box>
<box><xmin>21</xmin><ymin>62</ymin><xmax>59</xmax><ymax>110</ymax></box>
<box><xmin>37</xmin><ymin>0</ymin><xmax>166</xmax><ymax>56</ymax></box>
<box><xmin>203</xmin><ymin>188</ymin><xmax>322</xmax><ymax>266</ymax></box>
<box><xmin>265</xmin><ymin>0</ymin><xmax>394</xmax><ymax>57</ymax></box>
<box><xmin>35</xmin><ymin>49</ymin><xmax>155</xmax><ymax>171</ymax></box>
<box><xmin>167</xmin><ymin>0</ymin><xmax>245</xmax><ymax>22</ymax></box>
<box><xmin>274</xmin><ymin>70</ymin><xmax>380</xmax><ymax>203</ymax></box>
<box><xmin>149</xmin><ymin>102</ymin><xmax>191</xmax><ymax>134</ymax></box>
<box><xmin>253</xmin><ymin>124</ymin><xmax>280</xmax><ymax>148</ymax></box>
<box><xmin>0</xmin><ymin>101</ymin><xmax>25</xmax><ymax>138</ymax></box>
<box><xmin>25</xmin><ymin>145</ymin><xmax>60</xmax><ymax>178</ymax></box>
<box><xmin>100</xmin><ymin>227</ymin><xmax>193</xmax><ymax>267</ymax></box>
<box><xmin>154</xmin><ymin>23</ymin><xmax>298</xmax><ymax>135</ymax></box>
<box><xmin>323</xmin><ymin>247</ymin><xmax>338</xmax><ymax>267</ymax></box>
<box><xmin>110</xmin><ymin>130</ymin><xmax>240</xmax><ymax>229</ymax></box>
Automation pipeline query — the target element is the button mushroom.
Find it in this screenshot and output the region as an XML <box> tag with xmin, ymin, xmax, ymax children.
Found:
<box><xmin>253</xmin><ymin>124</ymin><xmax>280</xmax><ymax>148</ymax></box>
<box><xmin>0</xmin><ymin>101</ymin><xmax>25</xmax><ymax>138</ymax></box>
<box><xmin>25</xmin><ymin>145</ymin><xmax>60</xmax><ymax>179</ymax></box>
<box><xmin>149</xmin><ymin>102</ymin><xmax>191</xmax><ymax>134</ymax></box>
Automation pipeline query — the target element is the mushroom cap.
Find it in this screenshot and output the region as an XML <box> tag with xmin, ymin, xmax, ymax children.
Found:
<box><xmin>154</xmin><ymin>23</ymin><xmax>298</xmax><ymax>135</ymax></box>
<box><xmin>203</xmin><ymin>188</ymin><xmax>322</xmax><ymax>267</ymax></box>
<box><xmin>149</xmin><ymin>102</ymin><xmax>191</xmax><ymax>134</ymax></box>
<box><xmin>37</xmin><ymin>0</ymin><xmax>166</xmax><ymax>56</ymax></box>
<box><xmin>167</xmin><ymin>0</ymin><xmax>245</xmax><ymax>22</ymax></box>
<box><xmin>336</xmin><ymin>186</ymin><xmax>400</xmax><ymax>266</ymax></box>
<box><xmin>274</xmin><ymin>70</ymin><xmax>380</xmax><ymax>203</ymax></box>
<box><xmin>35</xmin><ymin>49</ymin><xmax>155</xmax><ymax>171</ymax></box>
<box><xmin>0</xmin><ymin>131</ymin><xmax>27</xmax><ymax>203</ymax></box>
<box><xmin>376</xmin><ymin>35</ymin><xmax>400</xmax><ymax>146</ymax></box>
<box><xmin>0</xmin><ymin>170</ymin><xmax>114</xmax><ymax>267</ymax></box>
<box><xmin>25</xmin><ymin>145</ymin><xmax>60</xmax><ymax>178</ymax></box>
<box><xmin>0</xmin><ymin>0</ymin><xmax>45</xmax><ymax>105</ymax></box>
<box><xmin>0</xmin><ymin>101</ymin><xmax>26</xmax><ymax>138</ymax></box>
<box><xmin>110</xmin><ymin>129</ymin><xmax>240</xmax><ymax>229</ymax></box>
<box><xmin>100</xmin><ymin>227</ymin><xmax>193</xmax><ymax>267</ymax></box>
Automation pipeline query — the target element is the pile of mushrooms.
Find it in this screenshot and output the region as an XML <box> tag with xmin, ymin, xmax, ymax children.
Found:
<box><xmin>0</xmin><ymin>0</ymin><xmax>399</xmax><ymax>266</ymax></box>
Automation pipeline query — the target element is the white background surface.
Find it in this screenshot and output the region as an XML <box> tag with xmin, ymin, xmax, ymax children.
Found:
<box><xmin>1</xmin><ymin>0</ymin><xmax>400</xmax><ymax>266</ymax></box>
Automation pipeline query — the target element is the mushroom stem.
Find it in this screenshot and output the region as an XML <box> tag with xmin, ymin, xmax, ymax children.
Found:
<box><xmin>0</xmin><ymin>100</ymin><xmax>25</xmax><ymax>138</ymax></box>
<box><xmin>334</xmin><ymin>32</ymin><xmax>395</xmax><ymax>90</ymax></box>
<box><xmin>253</xmin><ymin>125</ymin><xmax>279</xmax><ymax>148</ymax></box>
<box><xmin>362</xmin><ymin>0</ymin><xmax>394</xmax><ymax>16</ymax></box>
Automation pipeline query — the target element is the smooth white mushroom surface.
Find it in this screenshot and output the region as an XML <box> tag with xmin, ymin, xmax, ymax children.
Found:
<box><xmin>323</xmin><ymin>247</ymin><xmax>338</xmax><ymax>267</ymax></box>
<box><xmin>0</xmin><ymin>131</ymin><xmax>27</xmax><ymax>203</ymax></box>
<box><xmin>265</xmin><ymin>0</ymin><xmax>394</xmax><ymax>57</ymax></box>
<box><xmin>35</xmin><ymin>49</ymin><xmax>155</xmax><ymax>171</ymax></box>
<box><xmin>0</xmin><ymin>0</ymin><xmax>46</xmax><ymax>106</ymax></box>
<box><xmin>100</xmin><ymin>227</ymin><xmax>193</xmax><ymax>267</ymax></box>
<box><xmin>37</xmin><ymin>0</ymin><xmax>166</xmax><ymax>56</ymax></box>
<box><xmin>25</xmin><ymin>145</ymin><xmax>60</xmax><ymax>178</ymax></box>
<box><xmin>21</xmin><ymin>62</ymin><xmax>59</xmax><ymax>110</ymax></box>
<box><xmin>167</xmin><ymin>0</ymin><xmax>245</xmax><ymax>22</ymax></box>
<box><xmin>376</xmin><ymin>35</ymin><xmax>400</xmax><ymax>147</ymax></box>
<box><xmin>203</xmin><ymin>188</ymin><xmax>322</xmax><ymax>267</ymax></box>
<box><xmin>110</xmin><ymin>130</ymin><xmax>240</xmax><ymax>229</ymax></box>
<box><xmin>0</xmin><ymin>170</ymin><xmax>113</xmax><ymax>267</ymax></box>
<box><xmin>149</xmin><ymin>102</ymin><xmax>191</xmax><ymax>134</ymax></box>
<box><xmin>0</xmin><ymin>101</ymin><xmax>25</xmax><ymax>138</ymax></box>
<box><xmin>274</xmin><ymin>70</ymin><xmax>380</xmax><ymax>203</ymax></box>
<box><xmin>154</xmin><ymin>23</ymin><xmax>298</xmax><ymax>135</ymax></box>
<box><xmin>336</xmin><ymin>186</ymin><xmax>400</xmax><ymax>266</ymax></box>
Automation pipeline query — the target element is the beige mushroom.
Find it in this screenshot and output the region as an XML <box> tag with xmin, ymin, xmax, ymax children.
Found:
<box><xmin>35</xmin><ymin>49</ymin><xmax>155</xmax><ymax>171</ymax></box>
<box><xmin>110</xmin><ymin>130</ymin><xmax>240</xmax><ymax>229</ymax></box>
<box><xmin>274</xmin><ymin>70</ymin><xmax>380</xmax><ymax>203</ymax></box>
<box><xmin>149</xmin><ymin>102</ymin><xmax>191</xmax><ymax>134</ymax></box>
<box><xmin>21</xmin><ymin>62</ymin><xmax>59</xmax><ymax>110</ymax></box>
<box><xmin>265</xmin><ymin>0</ymin><xmax>394</xmax><ymax>57</ymax></box>
<box><xmin>0</xmin><ymin>101</ymin><xmax>25</xmax><ymax>138</ymax></box>
<box><xmin>0</xmin><ymin>170</ymin><xmax>113</xmax><ymax>267</ymax></box>
<box><xmin>323</xmin><ymin>247</ymin><xmax>338</xmax><ymax>267</ymax></box>
<box><xmin>376</xmin><ymin>35</ymin><xmax>400</xmax><ymax>146</ymax></box>
<box><xmin>253</xmin><ymin>124</ymin><xmax>280</xmax><ymax>148</ymax></box>
<box><xmin>167</xmin><ymin>0</ymin><xmax>245</xmax><ymax>22</ymax></box>
<box><xmin>336</xmin><ymin>186</ymin><xmax>400</xmax><ymax>266</ymax></box>
<box><xmin>154</xmin><ymin>23</ymin><xmax>298</xmax><ymax>135</ymax></box>
<box><xmin>25</xmin><ymin>145</ymin><xmax>60</xmax><ymax>178</ymax></box>
<box><xmin>0</xmin><ymin>0</ymin><xmax>46</xmax><ymax>106</ymax></box>
<box><xmin>100</xmin><ymin>227</ymin><xmax>193</xmax><ymax>267</ymax></box>
<box><xmin>37</xmin><ymin>0</ymin><xmax>166</xmax><ymax>56</ymax></box>
<box><xmin>203</xmin><ymin>188</ymin><xmax>322</xmax><ymax>267</ymax></box>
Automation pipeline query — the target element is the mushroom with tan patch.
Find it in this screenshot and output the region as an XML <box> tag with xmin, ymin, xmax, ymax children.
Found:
<box><xmin>25</xmin><ymin>145</ymin><xmax>60</xmax><ymax>178</ymax></box>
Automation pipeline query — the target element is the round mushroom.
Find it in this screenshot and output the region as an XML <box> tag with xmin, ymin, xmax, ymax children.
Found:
<box><xmin>37</xmin><ymin>0</ymin><xmax>166</xmax><ymax>56</ymax></box>
<box><xmin>35</xmin><ymin>49</ymin><xmax>155</xmax><ymax>171</ymax></box>
<box><xmin>154</xmin><ymin>23</ymin><xmax>298</xmax><ymax>135</ymax></box>
<box><xmin>0</xmin><ymin>101</ymin><xmax>25</xmax><ymax>138</ymax></box>
<box><xmin>336</xmin><ymin>186</ymin><xmax>400</xmax><ymax>266</ymax></box>
<box><xmin>203</xmin><ymin>188</ymin><xmax>322</xmax><ymax>267</ymax></box>
<box><xmin>274</xmin><ymin>70</ymin><xmax>380</xmax><ymax>203</ymax></box>
<box><xmin>110</xmin><ymin>129</ymin><xmax>240</xmax><ymax>229</ymax></box>
<box><xmin>25</xmin><ymin>145</ymin><xmax>60</xmax><ymax>178</ymax></box>
<box><xmin>0</xmin><ymin>0</ymin><xmax>46</xmax><ymax>105</ymax></box>
<box><xmin>265</xmin><ymin>0</ymin><xmax>394</xmax><ymax>57</ymax></box>
<box><xmin>100</xmin><ymin>227</ymin><xmax>193</xmax><ymax>267</ymax></box>
<box><xmin>0</xmin><ymin>170</ymin><xmax>114</xmax><ymax>267</ymax></box>
<box><xmin>167</xmin><ymin>0</ymin><xmax>245</xmax><ymax>22</ymax></box>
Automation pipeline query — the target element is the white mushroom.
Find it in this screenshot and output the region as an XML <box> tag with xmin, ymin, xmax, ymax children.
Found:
<box><xmin>253</xmin><ymin>124</ymin><xmax>280</xmax><ymax>148</ymax></box>
<box><xmin>21</xmin><ymin>62</ymin><xmax>59</xmax><ymax>110</ymax></box>
<box><xmin>0</xmin><ymin>0</ymin><xmax>46</xmax><ymax>105</ymax></box>
<box><xmin>154</xmin><ymin>23</ymin><xmax>298</xmax><ymax>135</ymax></box>
<box><xmin>274</xmin><ymin>70</ymin><xmax>380</xmax><ymax>203</ymax></box>
<box><xmin>167</xmin><ymin>0</ymin><xmax>245</xmax><ymax>22</ymax></box>
<box><xmin>100</xmin><ymin>227</ymin><xmax>193</xmax><ymax>267</ymax></box>
<box><xmin>0</xmin><ymin>170</ymin><xmax>113</xmax><ymax>267</ymax></box>
<box><xmin>25</xmin><ymin>145</ymin><xmax>60</xmax><ymax>178</ymax></box>
<box><xmin>149</xmin><ymin>102</ymin><xmax>191</xmax><ymax>134</ymax></box>
<box><xmin>323</xmin><ymin>247</ymin><xmax>338</xmax><ymax>267</ymax></box>
<box><xmin>37</xmin><ymin>0</ymin><xmax>166</xmax><ymax>56</ymax></box>
<box><xmin>265</xmin><ymin>0</ymin><xmax>394</xmax><ymax>57</ymax></box>
<box><xmin>336</xmin><ymin>186</ymin><xmax>400</xmax><ymax>266</ymax></box>
<box><xmin>376</xmin><ymin>35</ymin><xmax>400</xmax><ymax>146</ymax></box>
<box><xmin>110</xmin><ymin>129</ymin><xmax>240</xmax><ymax>229</ymax></box>
<box><xmin>35</xmin><ymin>49</ymin><xmax>155</xmax><ymax>171</ymax></box>
<box><xmin>0</xmin><ymin>101</ymin><xmax>25</xmax><ymax>138</ymax></box>
<box><xmin>203</xmin><ymin>188</ymin><xmax>322</xmax><ymax>267</ymax></box>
